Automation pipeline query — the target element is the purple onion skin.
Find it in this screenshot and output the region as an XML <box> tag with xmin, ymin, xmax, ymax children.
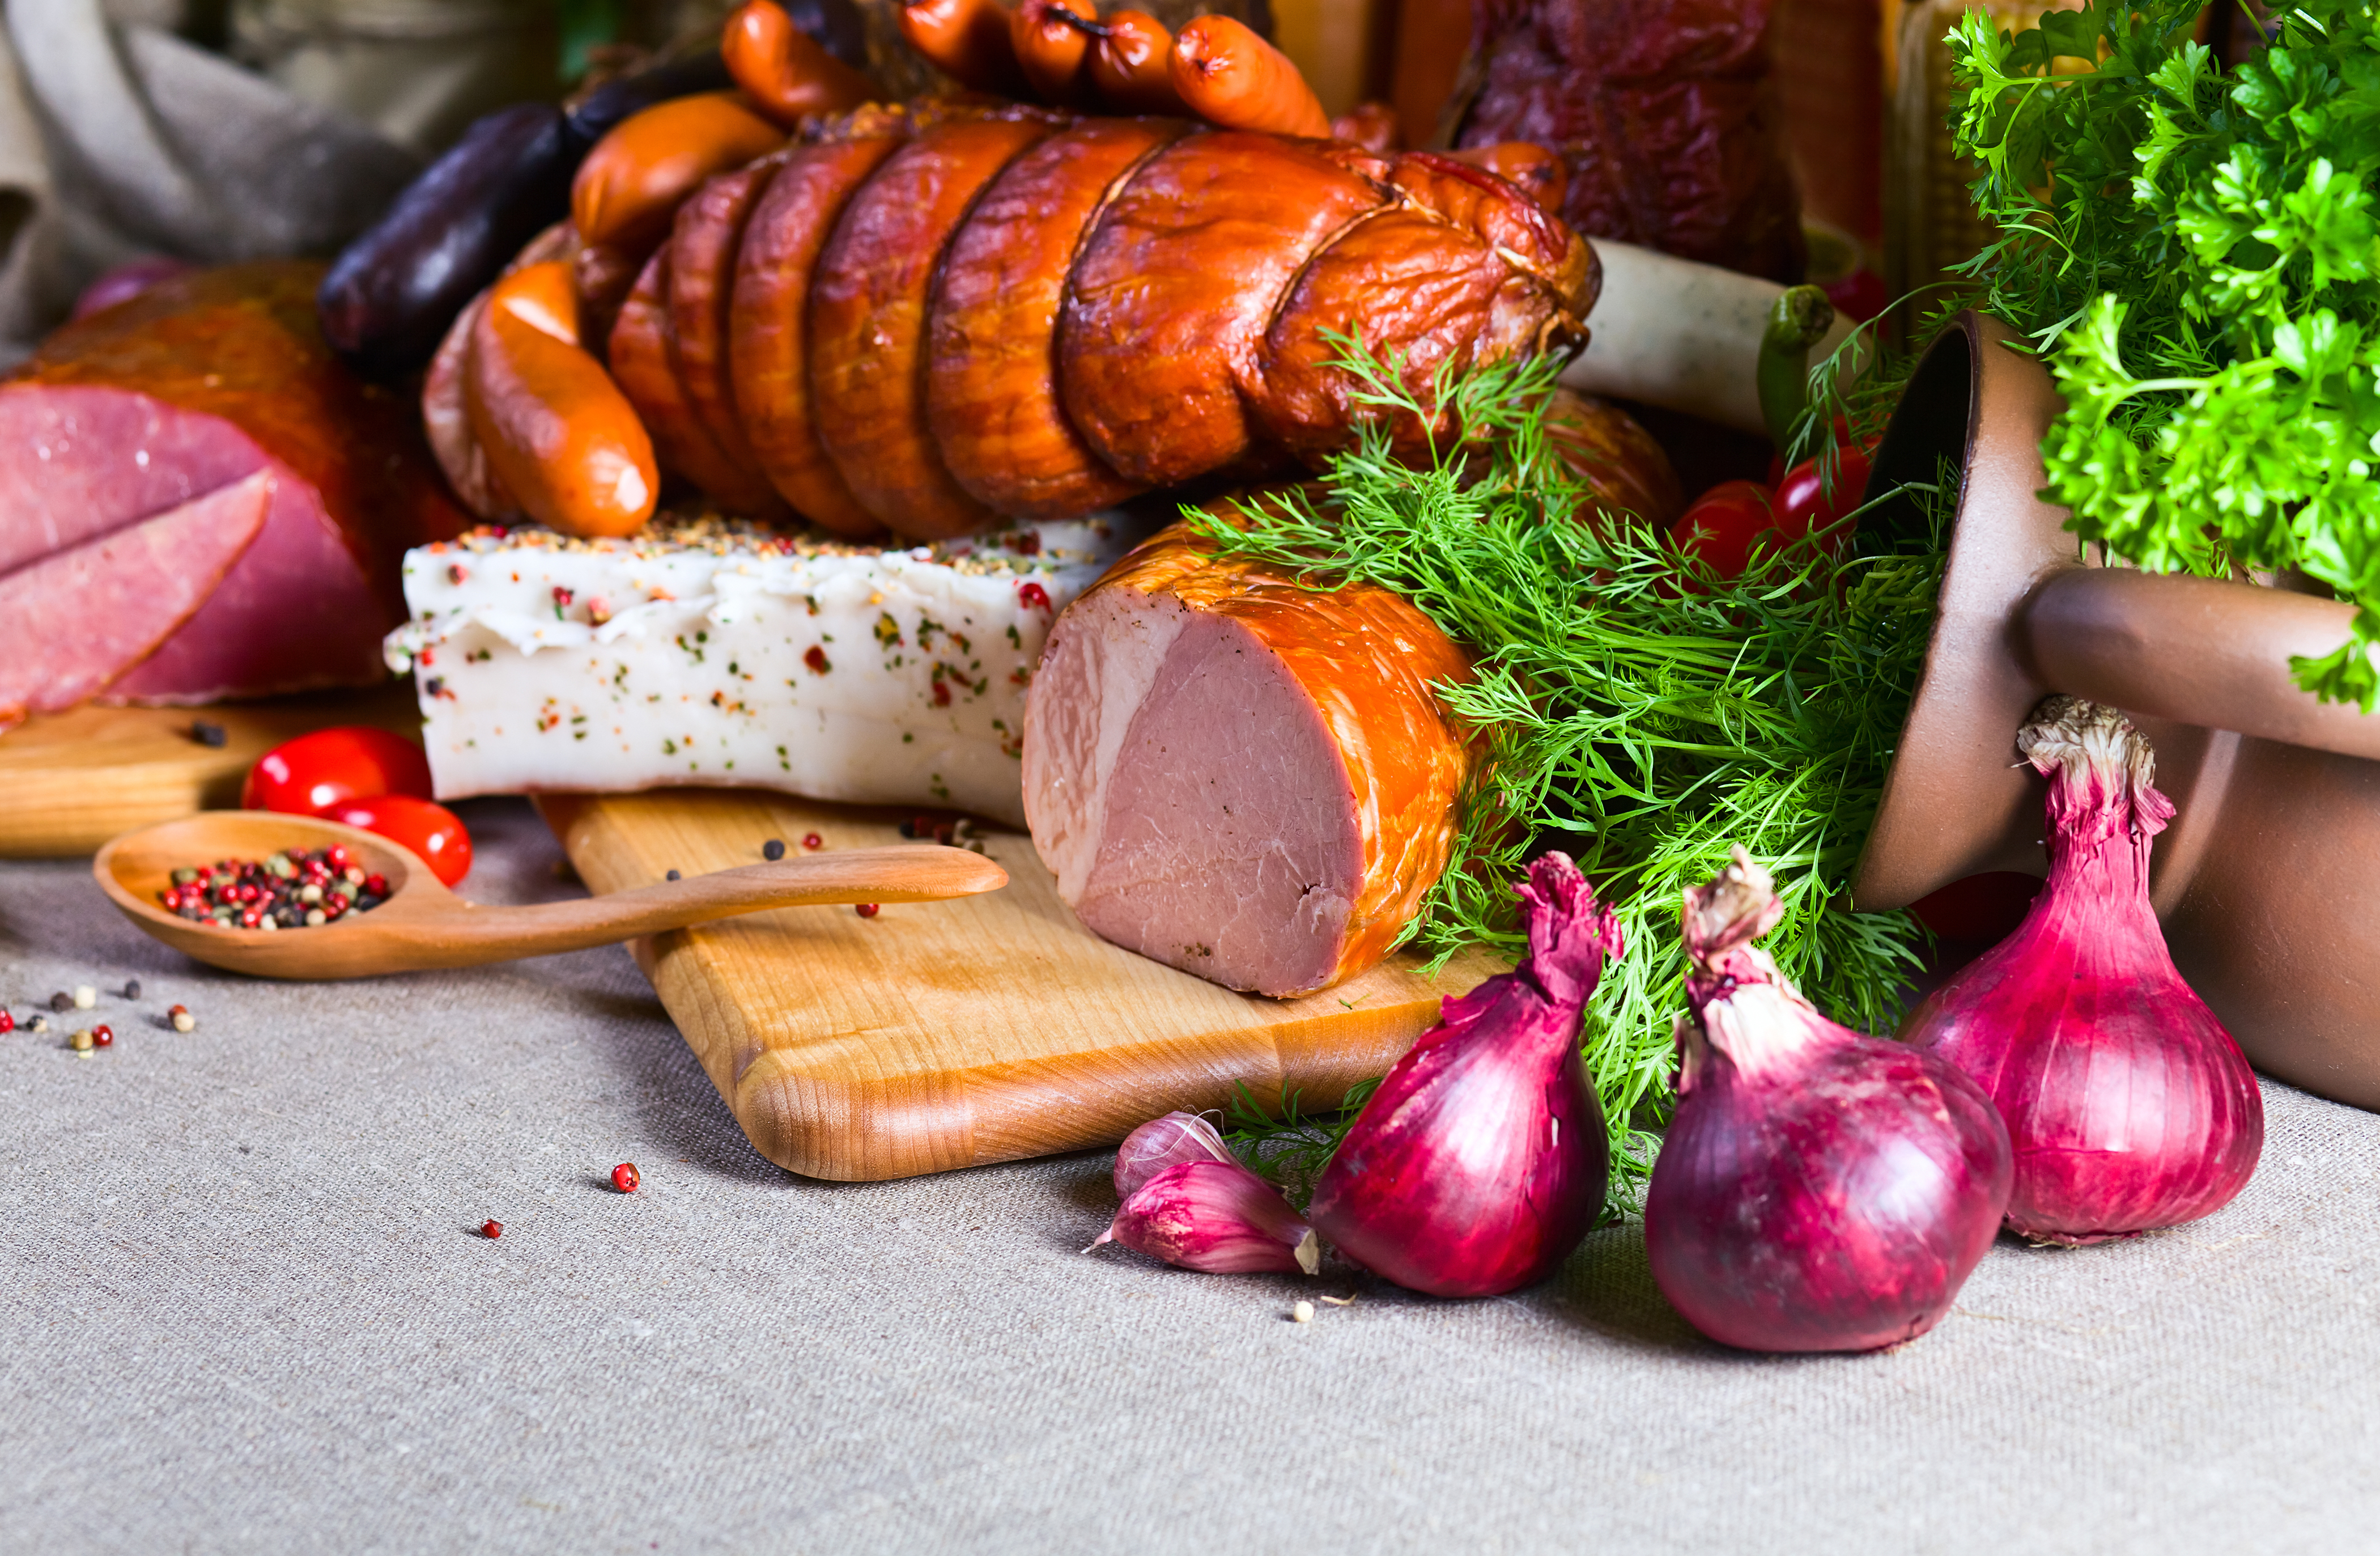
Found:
<box><xmin>1094</xmin><ymin>1159</ymin><xmax>1319</xmax><ymax>1274</ymax></box>
<box><xmin>1112</xmin><ymin>1112</ymin><xmax>1235</xmax><ymax>1200</ymax></box>
<box><xmin>1644</xmin><ymin>852</ymin><xmax>2013</xmax><ymax>1353</ymax></box>
<box><xmin>1307</xmin><ymin>853</ymin><xmax>1618</xmax><ymax>1298</ymax></box>
<box><xmin>1903</xmin><ymin>700</ymin><xmax>2263</xmax><ymax>1245</ymax></box>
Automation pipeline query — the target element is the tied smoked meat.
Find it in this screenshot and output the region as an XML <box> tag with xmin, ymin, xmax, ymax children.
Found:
<box><xmin>440</xmin><ymin>106</ymin><xmax>1599</xmax><ymax>540</ymax></box>
<box><xmin>1456</xmin><ymin>0</ymin><xmax>1804</xmax><ymax>282</ymax></box>
<box><xmin>2</xmin><ymin>264</ymin><xmax>465</xmax><ymax>717</ymax></box>
<box><xmin>1023</xmin><ymin>523</ymin><xmax>1475</xmax><ymax>997</ymax></box>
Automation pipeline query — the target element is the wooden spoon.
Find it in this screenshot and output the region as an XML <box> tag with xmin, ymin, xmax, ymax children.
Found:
<box><xmin>94</xmin><ymin>810</ymin><xmax>1008</xmax><ymax>980</ymax></box>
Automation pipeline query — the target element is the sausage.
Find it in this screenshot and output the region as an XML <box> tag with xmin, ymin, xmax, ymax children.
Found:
<box><xmin>1446</xmin><ymin>142</ymin><xmax>1569</xmax><ymax>213</ymax></box>
<box><xmin>608</xmin><ymin>249</ymin><xmax>784</xmax><ymax>519</ymax></box>
<box><xmin>1010</xmin><ymin>0</ymin><xmax>1100</xmax><ymax>109</ymax></box>
<box><xmin>807</xmin><ymin>111</ymin><xmax>1059</xmax><ymax>539</ymax></box>
<box><xmin>730</xmin><ymin>117</ymin><xmax>910</xmax><ymax>535</ymax></box>
<box><xmin>570</xmin><ymin>94</ymin><xmax>787</xmax><ymax>258</ymax></box>
<box><xmin>1544</xmin><ymin>387</ymin><xmax>1682</xmax><ymax>528</ymax></box>
<box><xmin>1253</xmin><ymin>151</ymin><xmax>1595</xmax><ymax>460</ymax></box>
<box><xmin>422</xmin><ymin>222</ymin><xmax>575</xmax><ymax>519</ymax></box>
<box><xmin>721</xmin><ymin>0</ymin><xmax>876</xmax><ymax>128</ymax></box>
<box><xmin>1168</xmin><ymin>16</ymin><xmax>1331</xmax><ymax>138</ymax></box>
<box><xmin>927</xmin><ymin>116</ymin><xmax>1187</xmax><ymax>519</ymax></box>
<box><xmin>465</xmin><ymin>261</ymin><xmax>660</xmax><ymax>539</ymax></box>
<box><xmin>1022</xmin><ymin>521</ymin><xmax>1476</xmax><ymax>996</ymax></box>
<box><xmin>318</xmin><ymin>103</ymin><xmax>580</xmax><ymax>381</ymax></box>
<box><xmin>898</xmin><ymin>0</ymin><xmax>1031</xmax><ymax>96</ymax></box>
<box><xmin>1086</xmin><ymin>11</ymin><xmax>1186</xmax><ymax>115</ymax></box>
<box><xmin>1057</xmin><ymin>132</ymin><xmax>1385</xmax><ymax>486</ymax></box>
<box><xmin>0</xmin><ymin>471</ymin><xmax>273</xmax><ymax>725</ymax></box>
<box><xmin>664</xmin><ymin>158</ymin><xmax>784</xmax><ymax>487</ymax></box>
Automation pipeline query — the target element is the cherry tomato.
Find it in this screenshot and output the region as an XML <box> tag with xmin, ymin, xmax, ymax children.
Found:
<box><xmin>1670</xmin><ymin>480</ymin><xmax>1776</xmax><ymax>586</ymax></box>
<box><xmin>243</xmin><ymin>727</ymin><xmax>433</xmax><ymax>815</ymax></box>
<box><xmin>1765</xmin><ymin>416</ymin><xmax>1877</xmax><ymax>487</ymax></box>
<box><xmin>1773</xmin><ymin>443</ymin><xmax>1875</xmax><ymax>551</ymax></box>
<box><xmin>318</xmin><ymin>794</ymin><xmax>473</xmax><ymax>887</ymax></box>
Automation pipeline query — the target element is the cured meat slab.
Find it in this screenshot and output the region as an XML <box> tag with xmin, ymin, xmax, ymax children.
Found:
<box><xmin>538</xmin><ymin>787</ymin><xmax>1502</xmax><ymax>1180</ymax></box>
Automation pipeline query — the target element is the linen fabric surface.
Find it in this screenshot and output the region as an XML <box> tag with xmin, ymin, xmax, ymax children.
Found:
<box><xmin>1</xmin><ymin>799</ymin><xmax>2375</xmax><ymax>1553</ymax></box>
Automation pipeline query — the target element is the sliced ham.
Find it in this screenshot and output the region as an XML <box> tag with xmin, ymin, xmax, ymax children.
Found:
<box><xmin>2</xmin><ymin>262</ymin><xmax>465</xmax><ymax>707</ymax></box>
<box><xmin>1022</xmin><ymin>523</ymin><xmax>1476</xmax><ymax>997</ymax></box>
<box><xmin>0</xmin><ymin>472</ymin><xmax>273</xmax><ymax>724</ymax></box>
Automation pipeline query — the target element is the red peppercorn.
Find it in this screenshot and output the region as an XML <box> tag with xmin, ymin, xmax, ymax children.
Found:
<box><xmin>0</xmin><ymin>1011</ymin><xmax>13</xmax><ymax>1034</ymax></box>
<box><xmin>856</xmin><ymin>903</ymin><xmax>880</xmax><ymax>918</ymax></box>
<box><xmin>326</xmin><ymin>845</ymin><xmax>350</xmax><ymax>869</ymax></box>
<box><xmin>802</xmin><ymin>833</ymin><xmax>823</xmax><ymax>850</ymax></box>
<box><xmin>482</xmin><ymin>1219</ymin><xmax>503</xmax><ymax>1239</ymax></box>
<box><xmin>364</xmin><ymin>874</ymin><xmax>388</xmax><ymax>897</ymax></box>
<box><xmin>1018</xmin><ymin>581</ymin><xmax>1052</xmax><ymax>612</ymax></box>
<box><xmin>92</xmin><ymin>1025</ymin><xmax>113</xmax><ymax>1047</ymax></box>
<box><xmin>611</xmin><ymin>1162</ymin><xmax>641</xmax><ymax>1194</ymax></box>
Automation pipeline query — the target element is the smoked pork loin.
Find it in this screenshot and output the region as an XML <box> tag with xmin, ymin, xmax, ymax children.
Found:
<box><xmin>1023</xmin><ymin>524</ymin><xmax>1475</xmax><ymax>997</ymax></box>
<box><xmin>1</xmin><ymin>263</ymin><xmax>464</xmax><ymax>721</ymax></box>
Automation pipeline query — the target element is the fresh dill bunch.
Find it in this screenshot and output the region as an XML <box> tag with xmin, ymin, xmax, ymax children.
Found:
<box><xmin>1945</xmin><ymin>0</ymin><xmax>2380</xmax><ymax>706</ymax></box>
<box><xmin>1191</xmin><ymin>340</ymin><xmax>1945</xmax><ymax>1206</ymax></box>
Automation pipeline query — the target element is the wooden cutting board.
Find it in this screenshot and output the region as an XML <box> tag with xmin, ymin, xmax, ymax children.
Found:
<box><xmin>538</xmin><ymin>789</ymin><xmax>1503</xmax><ymax>1181</ymax></box>
<box><xmin>0</xmin><ymin>685</ymin><xmax>420</xmax><ymax>857</ymax></box>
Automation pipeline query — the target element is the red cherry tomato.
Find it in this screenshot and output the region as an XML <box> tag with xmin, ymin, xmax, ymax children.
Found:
<box><xmin>1670</xmin><ymin>480</ymin><xmax>1776</xmax><ymax>586</ymax></box>
<box><xmin>243</xmin><ymin>727</ymin><xmax>433</xmax><ymax>815</ymax></box>
<box><xmin>1773</xmin><ymin>444</ymin><xmax>1875</xmax><ymax>550</ymax></box>
<box><xmin>318</xmin><ymin>794</ymin><xmax>473</xmax><ymax>887</ymax></box>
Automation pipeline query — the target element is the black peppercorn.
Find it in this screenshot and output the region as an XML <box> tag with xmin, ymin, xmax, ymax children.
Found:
<box><xmin>762</xmin><ymin>839</ymin><xmax>786</xmax><ymax>861</ymax></box>
<box><xmin>188</xmin><ymin>720</ymin><xmax>227</xmax><ymax>748</ymax></box>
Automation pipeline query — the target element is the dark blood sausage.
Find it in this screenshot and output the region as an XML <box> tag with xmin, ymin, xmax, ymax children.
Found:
<box><xmin>807</xmin><ymin>111</ymin><xmax>1060</xmax><ymax>540</ymax></box>
<box><xmin>5</xmin><ymin>263</ymin><xmax>465</xmax><ymax>706</ymax></box>
<box><xmin>927</xmin><ymin>116</ymin><xmax>1187</xmax><ymax>520</ymax></box>
<box><xmin>730</xmin><ymin>118</ymin><xmax>910</xmax><ymax>536</ymax></box>
<box><xmin>1022</xmin><ymin>523</ymin><xmax>1476</xmax><ymax>997</ymax></box>
<box><xmin>1057</xmin><ymin>133</ymin><xmax>1388</xmax><ymax>489</ymax></box>
<box><xmin>0</xmin><ymin>473</ymin><xmax>272</xmax><ymax>724</ymax></box>
<box><xmin>317</xmin><ymin>103</ymin><xmax>579</xmax><ymax>382</ymax></box>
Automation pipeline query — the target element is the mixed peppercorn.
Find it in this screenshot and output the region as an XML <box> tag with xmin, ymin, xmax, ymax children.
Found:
<box><xmin>156</xmin><ymin>845</ymin><xmax>390</xmax><ymax>930</ymax></box>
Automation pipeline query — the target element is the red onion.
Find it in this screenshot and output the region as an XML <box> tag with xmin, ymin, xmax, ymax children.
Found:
<box><xmin>1903</xmin><ymin>697</ymin><xmax>2263</xmax><ymax>1244</ymax></box>
<box><xmin>1111</xmin><ymin>1111</ymin><xmax>1235</xmax><ymax>1198</ymax></box>
<box><xmin>1645</xmin><ymin>849</ymin><xmax>2011</xmax><ymax>1352</ymax></box>
<box><xmin>71</xmin><ymin>257</ymin><xmax>193</xmax><ymax>321</ymax></box>
<box><xmin>1090</xmin><ymin>1158</ymin><xmax>1320</xmax><ymax>1274</ymax></box>
<box><xmin>1306</xmin><ymin>852</ymin><xmax>1619</xmax><ymax>1298</ymax></box>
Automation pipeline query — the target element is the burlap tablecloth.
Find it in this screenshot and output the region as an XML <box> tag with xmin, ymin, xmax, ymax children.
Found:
<box><xmin>2</xmin><ymin>798</ymin><xmax>2374</xmax><ymax>1552</ymax></box>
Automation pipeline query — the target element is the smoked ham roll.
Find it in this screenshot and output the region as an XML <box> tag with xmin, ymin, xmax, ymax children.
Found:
<box><xmin>1022</xmin><ymin>523</ymin><xmax>1475</xmax><ymax>996</ymax></box>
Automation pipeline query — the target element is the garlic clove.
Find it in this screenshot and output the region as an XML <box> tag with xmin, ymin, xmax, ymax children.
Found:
<box><xmin>1111</xmin><ymin>1110</ymin><xmax>1235</xmax><ymax>1199</ymax></box>
<box><xmin>1089</xmin><ymin>1159</ymin><xmax>1319</xmax><ymax>1275</ymax></box>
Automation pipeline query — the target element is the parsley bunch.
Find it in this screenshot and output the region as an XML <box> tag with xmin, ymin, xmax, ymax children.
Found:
<box><xmin>1949</xmin><ymin>0</ymin><xmax>2380</xmax><ymax>705</ymax></box>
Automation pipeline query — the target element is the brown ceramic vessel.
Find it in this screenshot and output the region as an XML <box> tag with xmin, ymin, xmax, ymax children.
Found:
<box><xmin>1854</xmin><ymin>313</ymin><xmax>2380</xmax><ymax>1110</ymax></box>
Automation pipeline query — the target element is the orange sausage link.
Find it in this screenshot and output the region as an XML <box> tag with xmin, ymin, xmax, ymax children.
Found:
<box><xmin>1168</xmin><ymin>16</ymin><xmax>1329</xmax><ymax>138</ymax></box>
<box><xmin>899</xmin><ymin>0</ymin><xmax>1031</xmax><ymax>96</ymax></box>
<box><xmin>1447</xmin><ymin>142</ymin><xmax>1569</xmax><ymax>212</ymax></box>
<box><xmin>1010</xmin><ymin>0</ymin><xmax>1099</xmax><ymax>108</ymax></box>
<box><xmin>570</xmin><ymin>93</ymin><xmax>786</xmax><ymax>254</ymax></box>
<box><xmin>722</xmin><ymin>0</ymin><xmax>876</xmax><ymax>128</ymax></box>
<box><xmin>1087</xmin><ymin>11</ymin><xmax>1186</xmax><ymax>115</ymax></box>
<box><xmin>465</xmin><ymin>261</ymin><xmax>658</xmax><ymax>539</ymax></box>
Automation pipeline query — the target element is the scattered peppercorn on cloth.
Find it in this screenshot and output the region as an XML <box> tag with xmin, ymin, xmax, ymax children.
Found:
<box><xmin>2</xmin><ymin>797</ymin><xmax>2377</xmax><ymax>1554</ymax></box>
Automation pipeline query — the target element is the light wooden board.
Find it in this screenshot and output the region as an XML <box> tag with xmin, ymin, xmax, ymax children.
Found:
<box><xmin>538</xmin><ymin>788</ymin><xmax>1503</xmax><ymax>1181</ymax></box>
<box><xmin>0</xmin><ymin>686</ymin><xmax>421</xmax><ymax>857</ymax></box>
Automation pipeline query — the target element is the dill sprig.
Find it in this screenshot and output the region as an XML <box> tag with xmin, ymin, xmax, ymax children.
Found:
<box><xmin>1191</xmin><ymin>341</ymin><xmax>1946</xmax><ymax>1207</ymax></box>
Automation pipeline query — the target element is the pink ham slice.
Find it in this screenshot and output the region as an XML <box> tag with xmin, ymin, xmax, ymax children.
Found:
<box><xmin>0</xmin><ymin>471</ymin><xmax>273</xmax><ymax>724</ymax></box>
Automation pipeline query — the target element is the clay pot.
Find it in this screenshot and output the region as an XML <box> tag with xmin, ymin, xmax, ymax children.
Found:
<box><xmin>1852</xmin><ymin>312</ymin><xmax>2380</xmax><ymax>1110</ymax></box>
